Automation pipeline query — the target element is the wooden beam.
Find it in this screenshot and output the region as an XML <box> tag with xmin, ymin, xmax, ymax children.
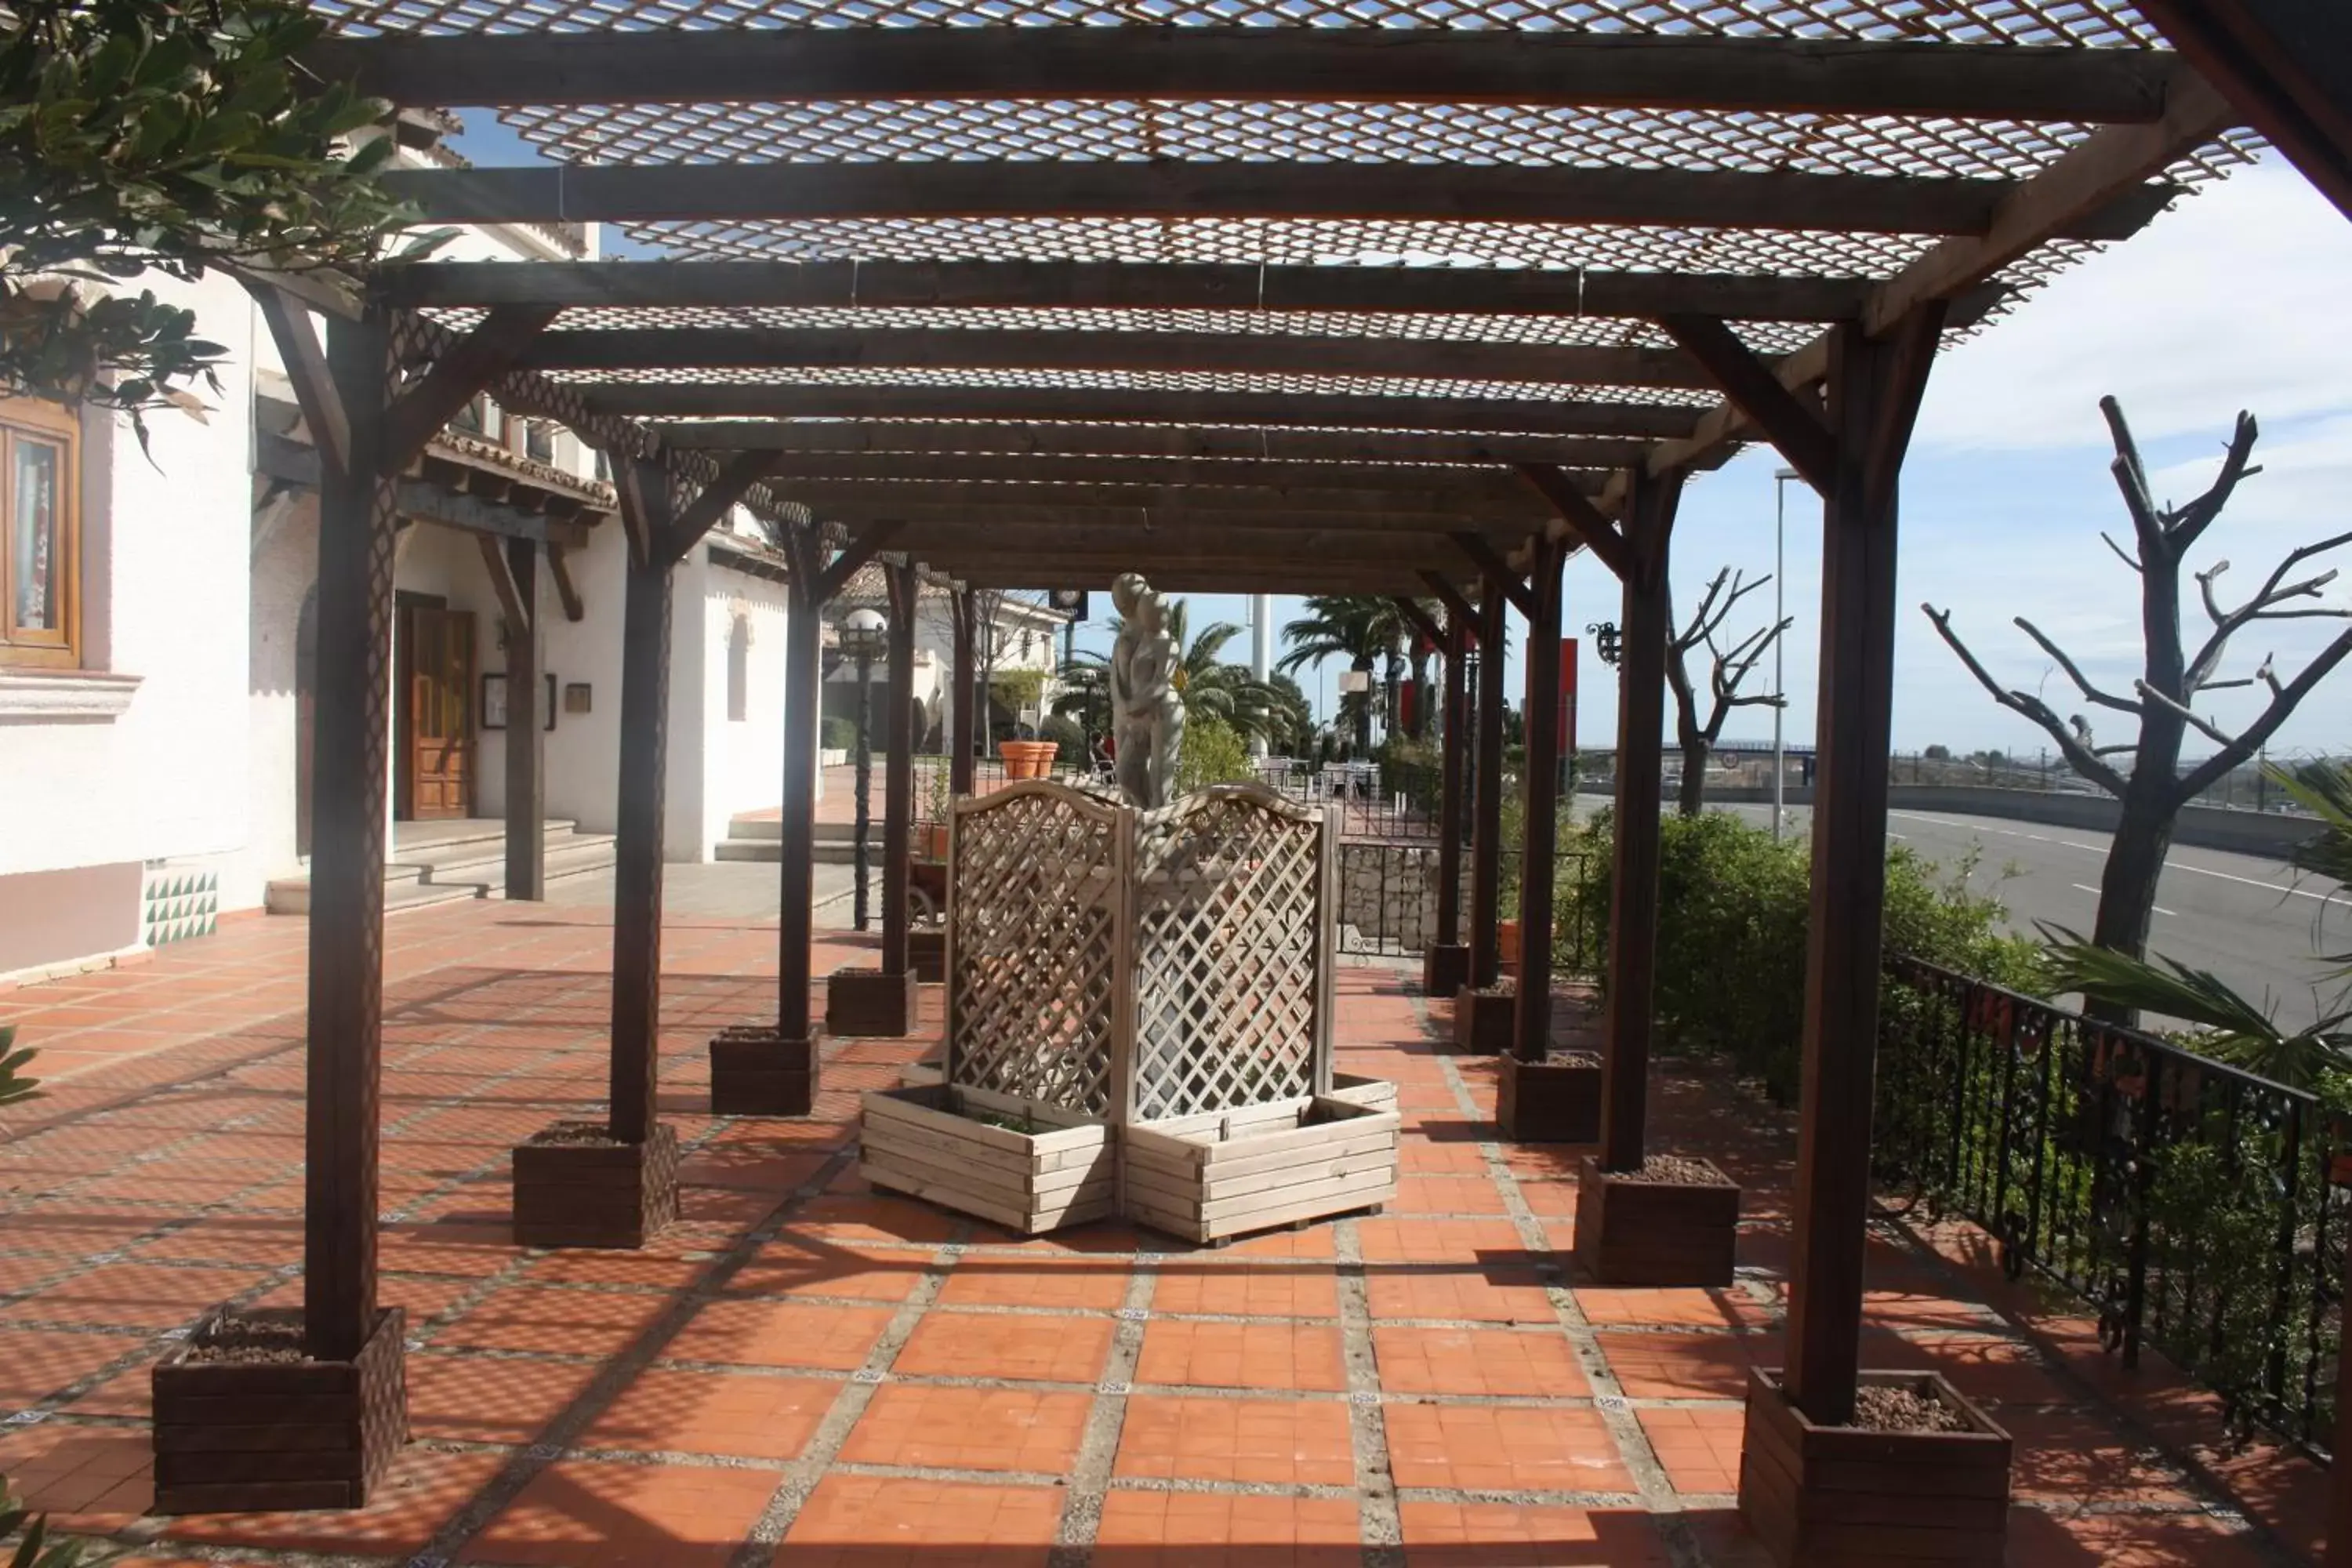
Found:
<box><xmin>1468</xmin><ymin>585</ymin><xmax>1508</xmax><ymax>988</ymax></box>
<box><xmin>1515</xmin><ymin>462</ymin><xmax>1632</xmax><ymax>581</ymax></box>
<box><xmin>664</xmin><ymin>448</ymin><xmax>785</xmax><ymax>564</ymax></box>
<box><xmin>594</xmin><ymin>383</ymin><xmax>1705</xmax><ymax>440</ymax></box>
<box><xmin>385</xmin><ymin>258</ymin><xmax>2002</xmax><ymax>327</ymax></box>
<box><xmin>477</xmin><ymin>533</ymin><xmax>528</xmax><ymax>634</ymax></box>
<box><xmin>884</xmin><ymin>524</ymin><xmax>1466</xmax><ymax>566</ymax></box>
<box><xmin>608</xmin><ymin>455</ymin><xmax>673</xmax><ymax>1145</ymax></box>
<box><xmin>524</xmin><ymin>325</ymin><xmax>1717</xmax><ymax>390</ymax></box>
<box><xmin>1454</xmin><ymin>534</ymin><xmax>1536</xmax><ymax>619</ymax></box>
<box><xmin>613</xmin><ymin>452</ymin><xmax>663</xmax><ymax>569</ymax></box>
<box><xmin>1657</xmin><ymin>314</ymin><xmax>1838</xmax><ymax>492</ymax></box>
<box><xmin>381</xmin><ymin>162</ymin><xmax>2176</xmax><ymax>241</ymax></box>
<box><xmin>252</xmin><ymin>285</ymin><xmax>349</xmax><ymax>481</ymax></box>
<box><xmin>1388</xmin><ymin>595</ymin><xmax>1445</xmax><ymax>652</ymax></box>
<box><xmin>823</xmin><ymin>503</ymin><xmax>1526</xmax><ymax>539</ymax></box>
<box><xmin>384</xmin><ymin>307</ymin><xmax>559</xmax><ymax>468</ymax></box>
<box><xmin>546</xmin><ymin>542</ymin><xmax>586</xmax><ymax>622</ymax></box>
<box><xmin>766</xmin><ymin>477</ymin><xmax>1549</xmax><ymax>521</ymax></box>
<box><xmin>256</xmin><ymin>430</ymin><xmax>597</xmax><ymax>550</ymax></box>
<box><xmin>815</xmin><ymin>523</ymin><xmax>904</xmax><ymax>603</ymax></box>
<box><xmin>1421</xmin><ymin>573</ymin><xmax>1481</xmax><ymax>647</ymax></box>
<box><xmin>656</xmin><ymin>422</ymin><xmax>1651</xmax><ymax>470</ymax></box>
<box><xmin>752</xmin><ymin>452</ymin><xmax>1584</xmax><ymax>497</ymax></box>
<box><xmin>2137</xmin><ymin>0</ymin><xmax>2352</xmax><ymax>223</ymax></box>
<box><xmin>314</xmin><ymin>28</ymin><xmax>2182</xmax><ymax>122</ymax></box>
<box><xmin>1435</xmin><ymin>612</ymin><xmax>1469</xmax><ymax>948</ymax></box>
<box><xmin>777</xmin><ymin>521</ymin><xmax>825</xmax><ymax>1051</ymax></box>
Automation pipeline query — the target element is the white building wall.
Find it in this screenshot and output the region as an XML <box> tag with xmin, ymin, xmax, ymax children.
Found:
<box><xmin>699</xmin><ymin>554</ymin><xmax>794</xmax><ymax>857</ymax></box>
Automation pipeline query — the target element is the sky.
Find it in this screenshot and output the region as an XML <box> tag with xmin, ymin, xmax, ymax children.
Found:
<box><xmin>445</xmin><ymin>114</ymin><xmax>2352</xmax><ymax>758</ymax></box>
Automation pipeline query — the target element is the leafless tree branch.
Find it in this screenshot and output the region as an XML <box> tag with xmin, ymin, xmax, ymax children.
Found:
<box><xmin>2100</xmin><ymin>532</ymin><xmax>2143</xmax><ymax>574</ymax></box>
<box><xmin>2100</xmin><ymin>395</ymin><xmax>2168</xmax><ymax>561</ymax></box>
<box><xmin>2177</xmin><ymin>628</ymin><xmax>2352</xmax><ymax>799</ymax></box>
<box><xmin>1923</xmin><ymin>604</ymin><xmax>2129</xmax><ymax>797</ymax></box>
<box><xmin>2167</xmin><ymin>411</ymin><xmax>2262</xmax><ymax>550</ymax></box>
<box><xmin>2132</xmin><ymin>679</ymin><xmax>2238</xmax><ymax>751</ymax></box>
<box><xmin>2013</xmin><ymin>617</ymin><xmax>2138</xmax><ymax>713</ymax></box>
<box><xmin>2183</xmin><ymin>527</ymin><xmax>2352</xmax><ymax>689</ymax></box>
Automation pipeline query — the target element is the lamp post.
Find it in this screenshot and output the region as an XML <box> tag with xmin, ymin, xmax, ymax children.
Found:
<box><xmin>840</xmin><ymin>607</ymin><xmax>888</xmax><ymax>931</ymax></box>
<box><xmin>1773</xmin><ymin>466</ymin><xmax>1801</xmax><ymax>842</ymax></box>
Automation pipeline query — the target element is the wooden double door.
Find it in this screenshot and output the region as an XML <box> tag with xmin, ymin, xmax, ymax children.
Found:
<box><xmin>397</xmin><ymin>600</ymin><xmax>476</xmax><ymax>821</ymax></box>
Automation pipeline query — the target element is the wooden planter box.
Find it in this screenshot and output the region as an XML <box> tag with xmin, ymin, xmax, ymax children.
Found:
<box><xmin>1327</xmin><ymin>1074</ymin><xmax>1399</xmax><ymax>1114</ymax></box>
<box><xmin>908</xmin><ymin>929</ymin><xmax>946</xmax><ymax>984</ymax></box>
<box><xmin>859</xmin><ymin>1083</ymin><xmax>1115</xmax><ymax>1235</ymax></box>
<box><xmin>1124</xmin><ymin>1096</ymin><xmax>1401</xmax><ymax>1243</ymax></box>
<box><xmin>1451</xmin><ymin>982</ymin><xmax>1515</xmax><ymax>1054</ymax></box>
<box><xmin>1739</xmin><ymin>1368</ymin><xmax>2012</xmax><ymax>1567</ymax></box>
<box><xmin>1572</xmin><ymin>1153</ymin><xmax>1740</xmax><ymax>1287</ymax></box>
<box><xmin>1497</xmin><ymin>1051</ymin><xmax>1602</xmax><ymax>1143</ymax></box>
<box><xmin>1421</xmin><ymin>942</ymin><xmax>1470</xmax><ymax>1000</ymax></box>
<box><xmin>512</xmin><ymin>1121</ymin><xmax>679</xmax><ymax>1250</ymax></box>
<box><xmin>710</xmin><ymin>1024</ymin><xmax>818</xmax><ymax>1117</ymax></box>
<box><xmin>826</xmin><ymin>967</ymin><xmax>918</xmax><ymax>1037</ymax></box>
<box><xmin>152</xmin><ymin>1305</ymin><xmax>407</xmax><ymax>1515</ymax></box>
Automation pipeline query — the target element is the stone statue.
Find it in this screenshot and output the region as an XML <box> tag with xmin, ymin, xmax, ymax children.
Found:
<box><xmin>1109</xmin><ymin>572</ymin><xmax>1185</xmax><ymax>808</ymax></box>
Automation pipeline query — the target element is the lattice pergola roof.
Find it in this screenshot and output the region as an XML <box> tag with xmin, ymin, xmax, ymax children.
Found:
<box><xmin>308</xmin><ymin>0</ymin><xmax>2262</xmax><ymax>591</ymax></box>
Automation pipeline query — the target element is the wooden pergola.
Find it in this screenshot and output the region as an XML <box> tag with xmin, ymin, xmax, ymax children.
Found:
<box><xmin>208</xmin><ymin>0</ymin><xmax>2352</xmax><ymax>1549</ymax></box>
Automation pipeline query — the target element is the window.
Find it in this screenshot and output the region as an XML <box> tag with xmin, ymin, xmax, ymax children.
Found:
<box><xmin>449</xmin><ymin>393</ymin><xmax>485</xmax><ymax>435</ymax></box>
<box><xmin>525</xmin><ymin>422</ymin><xmax>555</xmax><ymax>464</ymax></box>
<box><xmin>1</xmin><ymin>398</ymin><xmax>78</xmax><ymax>668</ymax></box>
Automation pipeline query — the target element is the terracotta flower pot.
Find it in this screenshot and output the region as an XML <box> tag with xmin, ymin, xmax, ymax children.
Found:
<box><xmin>1497</xmin><ymin>920</ymin><xmax>1522</xmax><ymax>975</ymax></box>
<box><xmin>998</xmin><ymin>740</ymin><xmax>1058</xmax><ymax>780</ymax></box>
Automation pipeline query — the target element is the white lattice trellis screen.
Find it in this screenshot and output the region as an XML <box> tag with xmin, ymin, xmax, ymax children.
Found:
<box><xmin>1130</xmin><ymin>786</ymin><xmax>1338</xmax><ymax>1122</ymax></box>
<box><xmin>946</xmin><ymin>782</ymin><xmax>1129</xmax><ymax>1116</ymax></box>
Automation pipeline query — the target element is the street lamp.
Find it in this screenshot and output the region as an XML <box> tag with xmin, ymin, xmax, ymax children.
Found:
<box><xmin>1773</xmin><ymin>467</ymin><xmax>1801</xmax><ymax>841</ymax></box>
<box><xmin>838</xmin><ymin>607</ymin><xmax>888</xmax><ymax>931</ymax></box>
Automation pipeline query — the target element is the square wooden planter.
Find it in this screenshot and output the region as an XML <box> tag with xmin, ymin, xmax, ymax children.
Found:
<box><xmin>826</xmin><ymin>967</ymin><xmax>918</xmax><ymax>1037</ymax></box>
<box><xmin>1497</xmin><ymin>1051</ymin><xmax>1602</xmax><ymax>1143</ymax></box>
<box><xmin>1124</xmin><ymin>1096</ymin><xmax>1401</xmax><ymax>1243</ymax></box>
<box><xmin>1327</xmin><ymin>1074</ymin><xmax>1399</xmax><ymax>1114</ymax></box>
<box><xmin>151</xmin><ymin>1305</ymin><xmax>407</xmax><ymax>1515</ymax></box>
<box><xmin>908</xmin><ymin>930</ymin><xmax>946</xmax><ymax>984</ymax></box>
<box><xmin>512</xmin><ymin>1121</ymin><xmax>679</xmax><ymax>1250</ymax></box>
<box><xmin>1572</xmin><ymin>1153</ymin><xmax>1740</xmax><ymax>1287</ymax></box>
<box><xmin>1450</xmin><ymin>982</ymin><xmax>1515</xmax><ymax>1054</ymax></box>
<box><xmin>710</xmin><ymin>1025</ymin><xmax>818</xmax><ymax>1116</ymax></box>
<box><xmin>1738</xmin><ymin>1368</ymin><xmax>2012</xmax><ymax>1567</ymax></box>
<box><xmin>1421</xmin><ymin>942</ymin><xmax>1470</xmax><ymax>1000</ymax></box>
<box><xmin>859</xmin><ymin>1083</ymin><xmax>1115</xmax><ymax>1235</ymax></box>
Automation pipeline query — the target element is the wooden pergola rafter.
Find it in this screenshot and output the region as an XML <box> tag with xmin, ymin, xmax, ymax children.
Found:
<box><xmin>240</xmin><ymin>3</ymin><xmax>2325</xmax><ymax>1548</ymax></box>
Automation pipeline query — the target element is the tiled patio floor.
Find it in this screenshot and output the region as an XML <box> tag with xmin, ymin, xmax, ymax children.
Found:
<box><xmin>0</xmin><ymin>898</ymin><xmax>2330</xmax><ymax>1566</ymax></box>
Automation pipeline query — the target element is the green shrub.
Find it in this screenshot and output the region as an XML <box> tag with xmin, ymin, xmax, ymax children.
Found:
<box><xmin>821</xmin><ymin>716</ymin><xmax>858</xmax><ymax>752</ymax></box>
<box><xmin>1176</xmin><ymin>717</ymin><xmax>1254</xmax><ymax>796</ymax></box>
<box><xmin>989</xmin><ymin>668</ymin><xmax>1047</xmax><ymax>712</ymax></box>
<box><xmin>1571</xmin><ymin>810</ymin><xmax>2040</xmax><ymax>1100</ymax></box>
<box><xmin>1039</xmin><ymin>714</ymin><xmax>1086</xmax><ymax>765</ymax></box>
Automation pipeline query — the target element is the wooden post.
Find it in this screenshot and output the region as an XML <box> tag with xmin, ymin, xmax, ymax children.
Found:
<box><xmin>2332</xmin><ymin>1277</ymin><xmax>2352</xmax><ymax>1568</ymax></box>
<box><xmin>951</xmin><ymin>586</ymin><xmax>978</xmax><ymax>795</ymax></box>
<box><xmin>1782</xmin><ymin>317</ymin><xmax>1939</xmax><ymax>1427</ymax></box>
<box><xmin>1513</xmin><ymin>535</ymin><xmax>1567</xmax><ymax>1064</ymax></box>
<box><xmin>1436</xmin><ymin>615</ymin><xmax>1469</xmax><ymax>946</ymax></box>
<box><xmin>502</xmin><ymin>538</ymin><xmax>544</xmax><ymax>900</ymax></box>
<box><xmin>608</xmin><ymin>459</ymin><xmax>673</xmax><ymax>1145</ymax></box>
<box><xmin>779</xmin><ymin>551</ymin><xmax>823</xmax><ymax>1044</ymax></box>
<box><xmin>882</xmin><ymin>560</ymin><xmax>917</xmax><ymax>978</ymax></box>
<box><xmin>303</xmin><ymin>307</ymin><xmax>396</xmax><ymax>1363</ymax></box>
<box><xmin>1599</xmin><ymin>469</ymin><xmax>1685</xmax><ymax>1171</ymax></box>
<box><xmin>1468</xmin><ymin>580</ymin><xmax>1507</xmax><ymax>988</ymax></box>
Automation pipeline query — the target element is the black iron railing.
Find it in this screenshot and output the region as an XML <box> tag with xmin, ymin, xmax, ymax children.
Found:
<box><xmin>1876</xmin><ymin>954</ymin><xmax>2344</xmax><ymax>1457</ymax></box>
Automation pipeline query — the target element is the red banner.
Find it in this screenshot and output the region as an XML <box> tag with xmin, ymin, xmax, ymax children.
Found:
<box><xmin>1560</xmin><ymin>637</ymin><xmax>1579</xmax><ymax>757</ymax></box>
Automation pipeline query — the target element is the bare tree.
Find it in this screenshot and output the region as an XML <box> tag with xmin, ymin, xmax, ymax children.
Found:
<box><xmin>1663</xmin><ymin>567</ymin><xmax>1792</xmax><ymax>816</ymax></box>
<box><xmin>1926</xmin><ymin>397</ymin><xmax>2352</xmax><ymax>991</ymax></box>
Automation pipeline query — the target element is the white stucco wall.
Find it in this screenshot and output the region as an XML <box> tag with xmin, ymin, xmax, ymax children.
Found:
<box><xmin>697</xmin><ymin>552</ymin><xmax>795</xmax><ymax>858</ymax></box>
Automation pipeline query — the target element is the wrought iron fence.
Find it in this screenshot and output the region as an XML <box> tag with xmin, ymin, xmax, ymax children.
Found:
<box><xmin>1876</xmin><ymin>954</ymin><xmax>2345</xmax><ymax>1457</ymax></box>
<box><xmin>1334</xmin><ymin>840</ymin><xmax>1597</xmax><ymax>973</ymax></box>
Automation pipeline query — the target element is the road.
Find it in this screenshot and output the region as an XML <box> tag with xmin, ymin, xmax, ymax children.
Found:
<box><xmin>1576</xmin><ymin>797</ymin><xmax>2344</xmax><ymax>1031</ymax></box>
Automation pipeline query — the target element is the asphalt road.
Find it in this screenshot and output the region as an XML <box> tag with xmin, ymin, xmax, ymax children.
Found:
<box><xmin>1577</xmin><ymin>797</ymin><xmax>2346</xmax><ymax>1031</ymax></box>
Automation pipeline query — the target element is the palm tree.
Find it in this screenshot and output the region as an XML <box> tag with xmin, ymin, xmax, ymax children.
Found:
<box><xmin>1065</xmin><ymin>598</ymin><xmax>1294</xmax><ymax>750</ymax></box>
<box><xmin>1279</xmin><ymin>595</ymin><xmax>1429</xmax><ymax>752</ymax></box>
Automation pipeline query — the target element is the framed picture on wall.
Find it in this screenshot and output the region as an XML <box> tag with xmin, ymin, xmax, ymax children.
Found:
<box><xmin>481</xmin><ymin>672</ymin><xmax>558</xmax><ymax>731</ymax></box>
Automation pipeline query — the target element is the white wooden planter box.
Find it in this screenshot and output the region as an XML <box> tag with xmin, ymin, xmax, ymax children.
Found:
<box><xmin>1122</xmin><ymin>1095</ymin><xmax>1400</xmax><ymax>1243</ymax></box>
<box><xmin>1327</xmin><ymin>1075</ymin><xmax>1398</xmax><ymax>1113</ymax></box>
<box><xmin>859</xmin><ymin>1084</ymin><xmax>1115</xmax><ymax>1235</ymax></box>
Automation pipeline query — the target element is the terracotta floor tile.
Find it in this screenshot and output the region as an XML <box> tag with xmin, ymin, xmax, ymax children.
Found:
<box><xmin>728</xmin><ymin>1239</ymin><xmax>933</xmax><ymax>1303</ymax></box>
<box><xmin>585</xmin><ymin>1368</ymin><xmax>837</xmax><ymax>1462</ymax></box>
<box><xmin>407</xmin><ymin>1353</ymin><xmax>597</xmax><ymax>1446</ymax></box>
<box><xmin>2002</xmin><ymin>1403</ymin><xmax>2196</xmax><ymax>1504</ymax></box>
<box><xmin>1592</xmin><ymin>1331</ymin><xmax>1766</xmax><ymax>1401</ymax></box>
<box><xmin>165</xmin><ymin>1450</ymin><xmax>505</xmax><ymax>1557</ymax></box>
<box><xmin>666</xmin><ymin>1298</ymin><xmax>896</xmax><ymax>1371</ymax></box>
<box><xmin>1397</xmin><ymin>1501</ymin><xmax>1671</xmax><ymax>1566</ymax></box>
<box><xmin>840</xmin><ymin>1384</ymin><xmax>1094</xmax><ymax>1473</ymax></box>
<box><xmin>781</xmin><ymin>1474</ymin><xmax>1062</xmax><ymax>1563</ymax></box>
<box><xmin>2007</xmin><ymin>1504</ymin><xmax>2278</xmax><ymax>1568</ymax></box>
<box><xmin>434</xmin><ymin>1284</ymin><xmax>670</xmax><ymax>1357</ymax></box>
<box><xmin>894</xmin><ymin>1312</ymin><xmax>1115</xmax><ymax>1384</ymax></box>
<box><xmin>935</xmin><ymin>1257</ymin><xmax>1131</xmax><ymax>1311</ymax></box>
<box><xmin>1572</xmin><ymin>1287</ymin><xmax>1761</xmax><ymax>1330</ymax></box>
<box><xmin>0</xmin><ymin>1327</ymin><xmax>146</xmax><ymax>1407</ymax></box>
<box><xmin>1358</xmin><ymin>1218</ymin><xmax>1534</xmax><ymax>1265</ymax></box>
<box><xmin>1383</xmin><ymin>1403</ymin><xmax>1632</xmax><ymax>1494</ymax></box>
<box><xmin>0</xmin><ymin>1421</ymin><xmax>152</xmax><ymax>1526</ymax></box>
<box><xmin>1634</xmin><ymin>1406</ymin><xmax>1747</xmax><ymax>1495</ymax></box>
<box><xmin>1149</xmin><ymin>1262</ymin><xmax>1341</xmax><ymax>1319</ymax></box>
<box><xmin>1094</xmin><ymin>1491</ymin><xmax>1359</xmax><ymax>1566</ymax></box>
<box><xmin>463</xmin><ymin>1457</ymin><xmax>779</xmax><ymax>1568</ymax></box>
<box><xmin>1514</xmin><ymin>1179</ymin><xmax>1582</xmax><ymax>1218</ymax></box>
<box><xmin>1134</xmin><ymin>1319</ymin><xmax>1347</xmax><ymax>1392</ymax></box>
<box><xmin>29</xmin><ymin>1262</ymin><xmax>264</xmax><ymax>1330</ymax></box>
<box><xmin>1113</xmin><ymin>1394</ymin><xmax>1356</xmax><ymax>1486</ymax></box>
<box><xmin>1372</xmin><ymin>1325</ymin><xmax>1589</xmax><ymax>1397</ymax></box>
<box><xmin>782</xmin><ymin>1195</ymin><xmax>963</xmax><ymax>1247</ymax></box>
<box><xmin>1363</xmin><ymin>1265</ymin><xmax>1557</xmax><ymax>1325</ymax></box>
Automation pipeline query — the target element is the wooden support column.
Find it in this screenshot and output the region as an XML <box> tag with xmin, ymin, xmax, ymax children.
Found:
<box><xmin>482</xmin><ymin>536</ymin><xmax>544</xmax><ymax>900</ymax></box>
<box><xmin>1513</xmin><ymin>534</ymin><xmax>1568</xmax><ymax>1065</ymax></box>
<box><xmin>1599</xmin><ymin>468</ymin><xmax>1685</xmax><ymax>1171</ymax></box>
<box><xmin>882</xmin><ymin>561</ymin><xmax>918</xmax><ymax>978</ymax></box>
<box><xmin>1781</xmin><ymin>312</ymin><xmax>1944</xmax><ymax>1427</ymax></box>
<box><xmin>607</xmin><ymin>457</ymin><xmax>674</xmax><ymax>1147</ymax></box>
<box><xmin>303</xmin><ymin>307</ymin><xmax>397</xmax><ymax>1364</ymax></box>
<box><xmin>951</xmin><ymin>586</ymin><xmax>978</xmax><ymax>794</ymax></box>
<box><xmin>777</xmin><ymin>554</ymin><xmax>825</xmax><ymax>1045</ymax></box>
<box><xmin>1468</xmin><ymin>580</ymin><xmax>1508</xmax><ymax>988</ymax></box>
<box><xmin>1436</xmin><ymin>614</ymin><xmax>1470</xmax><ymax>946</ymax></box>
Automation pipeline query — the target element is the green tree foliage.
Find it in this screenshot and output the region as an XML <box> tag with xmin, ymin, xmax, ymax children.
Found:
<box><xmin>1</xmin><ymin>0</ymin><xmax>428</xmax><ymax>431</ymax></box>
<box><xmin>1277</xmin><ymin>594</ymin><xmax>1425</xmax><ymax>752</ymax></box>
<box><xmin>1175</xmin><ymin>717</ymin><xmax>1253</xmax><ymax>796</ymax></box>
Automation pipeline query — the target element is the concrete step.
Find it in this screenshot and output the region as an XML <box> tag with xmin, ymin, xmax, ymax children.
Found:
<box><xmin>265</xmin><ymin>822</ymin><xmax>616</xmax><ymax>915</ymax></box>
<box><xmin>714</xmin><ymin>834</ymin><xmax>866</xmax><ymax>865</ymax></box>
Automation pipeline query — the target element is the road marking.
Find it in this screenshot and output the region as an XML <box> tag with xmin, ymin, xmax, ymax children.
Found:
<box><xmin>2161</xmin><ymin>862</ymin><xmax>2340</xmax><ymax>903</ymax></box>
<box><xmin>2072</xmin><ymin>883</ymin><xmax>2175</xmax><ymax>917</ymax></box>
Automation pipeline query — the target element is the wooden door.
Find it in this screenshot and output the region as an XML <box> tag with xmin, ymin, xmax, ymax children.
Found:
<box><xmin>404</xmin><ymin>605</ymin><xmax>476</xmax><ymax>820</ymax></box>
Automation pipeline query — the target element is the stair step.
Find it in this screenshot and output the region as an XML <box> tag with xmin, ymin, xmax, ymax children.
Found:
<box><xmin>267</xmin><ymin>825</ymin><xmax>617</xmax><ymax>915</ymax></box>
<box><xmin>714</xmin><ymin>836</ymin><xmax>871</xmax><ymax>864</ymax></box>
